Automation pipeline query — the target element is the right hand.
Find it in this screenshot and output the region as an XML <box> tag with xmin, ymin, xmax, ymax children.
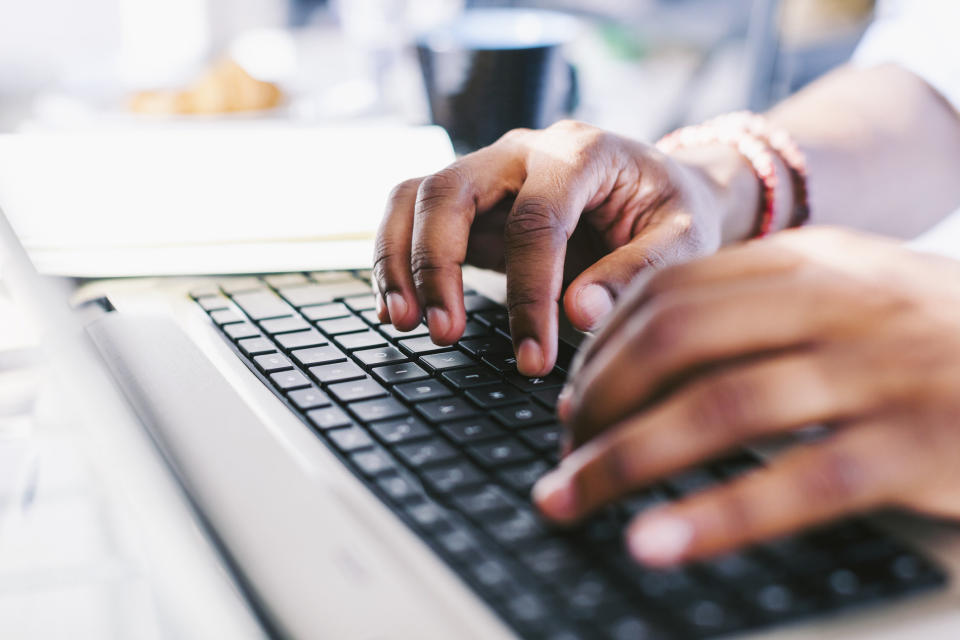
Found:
<box><xmin>373</xmin><ymin>120</ymin><xmax>756</xmax><ymax>375</ymax></box>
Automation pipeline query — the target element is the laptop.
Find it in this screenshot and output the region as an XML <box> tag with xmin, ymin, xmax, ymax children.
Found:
<box><xmin>2</xmin><ymin>204</ymin><xmax>959</xmax><ymax>640</ymax></box>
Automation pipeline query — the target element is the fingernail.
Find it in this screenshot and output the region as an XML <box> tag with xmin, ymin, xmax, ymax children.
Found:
<box><xmin>426</xmin><ymin>306</ymin><xmax>450</xmax><ymax>338</ymax></box>
<box><xmin>532</xmin><ymin>470</ymin><xmax>576</xmax><ymax>519</ymax></box>
<box><xmin>386</xmin><ymin>292</ymin><xmax>408</xmax><ymax>324</ymax></box>
<box><xmin>517</xmin><ymin>338</ymin><xmax>544</xmax><ymax>375</ymax></box>
<box><xmin>628</xmin><ymin>515</ymin><xmax>694</xmax><ymax>566</ymax></box>
<box><xmin>577</xmin><ymin>284</ymin><xmax>614</xmax><ymax>330</ymax></box>
<box><xmin>557</xmin><ymin>387</ymin><xmax>573</xmax><ymax>421</ymax></box>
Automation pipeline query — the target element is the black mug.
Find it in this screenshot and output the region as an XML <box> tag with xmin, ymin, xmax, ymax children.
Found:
<box><xmin>417</xmin><ymin>9</ymin><xmax>581</xmax><ymax>153</ymax></box>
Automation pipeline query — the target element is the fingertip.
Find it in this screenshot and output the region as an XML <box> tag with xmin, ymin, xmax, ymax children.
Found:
<box><xmin>566</xmin><ymin>283</ymin><xmax>614</xmax><ymax>332</ymax></box>
<box><xmin>532</xmin><ymin>470</ymin><xmax>578</xmax><ymax>522</ymax></box>
<box><xmin>517</xmin><ymin>338</ymin><xmax>548</xmax><ymax>376</ymax></box>
<box><xmin>627</xmin><ymin>513</ymin><xmax>694</xmax><ymax>567</ymax></box>
<box><xmin>375</xmin><ymin>293</ymin><xmax>389</xmax><ymax>323</ymax></box>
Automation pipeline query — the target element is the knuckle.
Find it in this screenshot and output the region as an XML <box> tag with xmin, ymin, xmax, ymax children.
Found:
<box><xmin>505</xmin><ymin>197</ymin><xmax>565</xmax><ymax>248</ymax></box>
<box><xmin>416</xmin><ymin>167</ymin><xmax>468</xmax><ymax>211</ymax></box>
<box><xmin>386</xmin><ymin>177</ymin><xmax>423</xmax><ymax>207</ymax></box>
<box><xmin>798</xmin><ymin>449</ymin><xmax>864</xmax><ymax>506</ymax></box>
<box><xmin>499</xmin><ymin>127</ymin><xmax>533</xmax><ymax>144</ymax></box>
<box><xmin>688</xmin><ymin>375</ymin><xmax>757</xmax><ymax>434</ymax></box>
<box><xmin>714</xmin><ymin>490</ymin><xmax>756</xmax><ymax>540</ymax></box>
<box><xmin>641</xmin><ymin>297</ymin><xmax>692</xmax><ymax>353</ymax></box>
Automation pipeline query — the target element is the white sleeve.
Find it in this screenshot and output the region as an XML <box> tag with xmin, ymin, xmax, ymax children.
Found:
<box><xmin>853</xmin><ymin>0</ymin><xmax>960</xmax><ymax>112</ymax></box>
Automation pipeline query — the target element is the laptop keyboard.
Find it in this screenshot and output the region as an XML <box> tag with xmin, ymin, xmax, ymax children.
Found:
<box><xmin>192</xmin><ymin>271</ymin><xmax>945</xmax><ymax>640</ymax></box>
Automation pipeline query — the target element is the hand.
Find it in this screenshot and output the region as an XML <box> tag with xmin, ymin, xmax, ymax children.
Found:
<box><xmin>533</xmin><ymin>227</ymin><xmax>960</xmax><ymax>566</ymax></box>
<box><xmin>373</xmin><ymin>120</ymin><xmax>759</xmax><ymax>376</ymax></box>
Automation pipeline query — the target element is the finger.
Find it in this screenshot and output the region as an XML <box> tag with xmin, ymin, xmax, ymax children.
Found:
<box><xmin>373</xmin><ymin>177</ymin><xmax>426</xmax><ymax>330</ymax></box>
<box><xmin>563</xmin><ymin>215</ymin><xmax>700</xmax><ymax>332</ymax></box>
<box><xmin>411</xmin><ymin>139</ymin><xmax>527</xmax><ymax>344</ymax></box>
<box><xmin>566</xmin><ymin>272</ymin><xmax>854</xmax><ymax>445</ymax></box>
<box><xmin>537</xmin><ymin>349</ymin><xmax>873</xmax><ymax>522</ymax></box>
<box><xmin>626</xmin><ymin>418</ymin><xmax>923</xmax><ymax>566</ymax></box>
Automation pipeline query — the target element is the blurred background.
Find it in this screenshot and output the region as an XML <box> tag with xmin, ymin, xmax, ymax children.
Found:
<box><xmin>0</xmin><ymin>0</ymin><xmax>874</xmax><ymax>142</ymax></box>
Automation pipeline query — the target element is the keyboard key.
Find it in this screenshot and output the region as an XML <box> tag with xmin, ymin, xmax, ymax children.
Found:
<box><xmin>280</xmin><ymin>283</ymin><xmax>365</xmax><ymax>307</ymax></box>
<box><xmin>351</xmin><ymin>448</ymin><xmax>394</xmax><ymax>476</ymax></box>
<box><xmin>482</xmin><ymin>350</ymin><xmax>519</xmax><ymax>373</ymax></box>
<box><xmin>394</xmin><ymin>379</ymin><xmax>452</xmax><ymax>402</ymax></box>
<box><xmin>317</xmin><ymin>316</ymin><xmax>368</xmax><ymax>335</ymax></box>
<box><xmin>398</xmin><ymin>336</ymin><xmax>450</xmax><ymax>355</ymax></box>
<box><xmin>253</xmin><ymin>352</ymin><xmax>293</xmax><ymax>373</ymax></box>
<box><xmin>343</xmin><ymin>294</ymin><xmax>376</xmax><ymax>311</ymax></box>
<box><xmin>264</xmin><ymin>273</ymin><xmax>309</xmax><ymax>288</ymax></box>
<box><xmin>224</xmin><ymin>322</ymin><xmax>261</xmax><ymax>340</ymax></box>
<box><xmin>436</xmin><ymin>529</ymin><xmax>483</xmax><ymax>559</ymax></box>
<box><xmin>459</xmin><ymin>336</ymin><xmax>511</xmax><ymax>356</ymax></box>
<box><xmin>468</xmin><ymin>558</ymin><xmax>515</xmax><ymax>590</ymax></box>
<box><xmin>465</xmin><ymin>383</ymin><xmax>526</xmax><ymax>408</ymax></box>
<box><xmin>441</xmin><ymin>367</ymin><xmax>500</xmax><ymax>389</ymax></box>
<box><xmin>406</xmin><ymin>502</ymin><xmax>451</xmax><ymax>532</ymax></box>
<box><xmin>504</xmin><ymin>593</ymin><xmax>552</xmax><ymax>628</ymax></box>
<box><xmin>361</xmin><ymin>309</ymin><xmax>383</xmax><ymax>325</ymax></box>
<box><xmin>460</xmin><ymin>321</ymin><xmax>489</xmax><ymax>339</ymax></box>
<box><xmin>416</xmin><ymin>397</ymin><xmax>479</xmax><ymax>423</ymax></box>
<box><xmin>463</xmin><ymin>293</ymin><xmax>499</xmax><ymax>313</ymax></box>
<box><xmin>287</xmin><ymin>387</ymin><xmax>331</xmax><ymax>410</ymax></box>
<box><xmin>422</xmin><ymin>463</ymin><xmax>485</xmax><ymax>493</ymax></box>
<box><xmin>307</xmin><ymin>406</ymin><xmax>352</xmax><ymax>430</ymax></box>
<box><xmin>532</xmin><ymin>387</ymin><xmax>563</xmax><ymax>409</ymax></box>
<box><xmin>232</xmin><ymin>291</ymin><xmax>294</xmax><ymax>320</ymax></box>
<box><xmin>238</xmin><ymin>336</ymin><xmax>276</xmax><ymax>356</ymax></box>
<box><xmin>380</xmin><ymin>322</ymin><xmax>429</xmax><ymax>340</ymax></box>
<box><xmin>196</xmin><ymin>295</ymin><xmax>231</xmax><ymax>311</ymax></box>
<box><xmin>441</xmin><ymin>418</ymin><xmax>504</xmax><ymax>444</ymax></box>
<box><xmin>483</xmin><ymin>509</ymin><xmax>546</xmax><ymax>545</ymax></box>
<box><xmin>499</xmin><ymin>460</ymin><xmax>551</xmax><ymax>493</ymax></box>
<box><xmin>301</xmin><ymin>302</ymin><xmax>350</xmax><ymax>321</ymax></box>
<box><xmin>664</xmin><ymin>468</ymin><xmax>718</xmax><ymax>497</ymax></box>
<box><xmin>210</xmin><ymin>308</ymin><xmax>244</xmax><ymax>325</ymax></box>
<box><xmin>506</xmin><ymin>371</ymin><xmax>565</xmax><ymax>392</ymax></box>
<box><xmin>453</xmin><ymin>485</ymin><xmax>516</xmax><ymax>516</ymax></box>
<box><xmin>309</xmin><ymin>271</ymin><xmax>355</xmax><ymax>284</ymax></box>
<box><xmin>518</xmin><ymin>424</ymin><xmax>563</xmax><ymax>452</ymax></box>
<box><xmin>396</xmin><ymin>438</ymin><xmax>459</xmax><ymax>467</ymax></box>
<box><xmin>275</xmin><ymin>329</ymin><xmax>327</xmax><ymax>350</ymax></box>
<box><xmin>474</xmin><ymin>309</ymin><xmax>510</xmax><ymax>332</ymax></box>
<box><xmin>309</xmin><ymin>361</ymin><xmax>366</xmax><ymax>384</ymax></box>
<box><xmin>190</xmin><ymin>285</ymin><xmax>222</xmax><ymax>299</ymax></box>
<box><xmin>327</xmin><ymin>425</ymin><xmax>374</xmax><ymax>452</ymax></box>
<box><xmin>218</xmin><ymin>278</ymin><xmax>263</xmax><ymax>294</ymax></box>
<box><xmin>269</xmin><ymin>369</ymin><xmax>311</xmax><ymax>390</ymax></box>
<box><xmin>334</xmin><ymin>330</ymin><xmax>387</xmax><ymax>351</ymax></box>
<box><xmin>354</xmin><ymin>346</ymin><xmax>407</xmax><ymax>367</ymax></box>
<box><xmin>290</xmin><ymin>345</ymin><xmax>347</xmax><ymax>367</ymax></box>
<box><xmin>377</xmin><ymin>474</ymin><xmax>421</xmax><ymax>503</ymax></box>
<box><xmin>349</xmin><ymin>396</ymin><xmax>408</xmax><ymax>422</ymax></box>
<box><xmin>469</xmin><ymin>438</ymin><xmax>536</xmax><ymax>467</ymax></box>
<box><xmin>328</xmin><ymin>378</ymin><xmax>387</xmax><ymax>403</ymax></box>
<box><xmin>420</xmin><ymin>350</ymin><xmax>476</xmax><ymax>372</ymax></box>
<box><xmin>491</xmin><ymin>402</ymin><xmax>553</xmax><ymax>428</ymax></box>
<box><xmin>520</xmin><ymin>541</ymin><xmax>586</xmax><ymax>579</ymax></box>
<box><xmin>260</xmin><ymin>316</ymin><xmax>311</xmax><ymax>335</ymax></box>
<box><xmin>371</xmin><ymin>362</ymin><xmax>430</xmax><ymax>385</ymax></box>
<box><xmin>369</xmin><ymin>416</ymin><xmax>432</xmax><ymax>444</ymax></box>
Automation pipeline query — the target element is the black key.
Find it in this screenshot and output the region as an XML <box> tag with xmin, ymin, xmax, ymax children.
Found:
<box><xmin>309</xmin><ymin>360</ymin><xmax>366</xmax><ymax>383</ymax></box>
<box><xmin>351</xmin><ymin>448</ymin><xmax>394</xmax><ymax>476</ymax></box>
<box><xmin>483</xmin><ymin>509</ymin><xmax>546</xmax><ymax>545</ymax></box>
<box><xmin>379</xmin><ymin>322</ymin><xmax>429</xmax><ymax>340</ymax></box>
<box><xmin>532</xmin><ymin>387</ymin><xmax>563</xmax><ymax>409</ymax></box>
<box><xmin>260</xmin><ymin>316</ymin><xmax>311</xmax><ymax>334</ymax></box>
<box><xmin>290</xmin><ymin>345</ymin><xmax>347</xmax><ymax>367</ymax></box>
<box><xmin>420</xmin><ymin>350</ymin><xmax>476</xmax><ymax>372</ymax></box>
<box><xmin>459</xmin><ymin>335</ymin><xmax>511</xmax><ymax>356</ymax></box>
<box><xmin>334</xmin><ymin>330</ymin><xmax>387</xmax><ymax>351</ymax></box>
<box><xmin>467</xmin><ymin>558</ymin><xmax>515</xmax><ymax>590</ymax></box>
<box><xmin>473</xmin><ymin>309</ymin><xmax>510</xmax><ymax>332</ymax></box>
<box><xmin>405</xmin><ymin>502</ymin><xmax>451</xmax><ymax>532</ymax></box>
<box><xmin>482</xmin><ymin>349</ymin><xmax>519</xmax><ymax>373</ymax></box>
<box><xmin>422</xmin><ymin>463</ymin><xmax>485</xmax><ymax>493</ymax></box>
<box><xmin>562</xmin><ymin>572</ymin><xmax>625</xmax><ymax>621</ymax></box>
<box><xmin>349</xmin><ymin>396</ymin><xmax>408</xmax><ymax>422</ymax></box>
<box><xmin>327</xmin><ymin>425</ymin><xmax>374</xmax><ymax>452</ymax></box>
<box><xmin>504</xmin><ymin>593</ymin><xmax>552</xmax><ymax>628</ymax></box>
<box><xmin>452</xmin><ymin>485</ymin><xmax>516</xmax><ymax>516</ymax></box>
<box><xmin>621</xmin><ymin>488</ymin><xmax>670</xmax><ymax>517</ymax></box>
<box><xmin>459</xmin><ymin>321</ymin><xmax>488</xmax><ymax>340</ymax></box>
<box><xmin>491</xmin><ymin>402</ymin><xmax>553</xmax><ymax>428</ymax></box>
<box><xmin>275</xmin><ymin>329</ymin><xmax>327</xmax><ymax>350</ymax></box>
<box><xmin>317</xmin><ymin>316</ymin><xmax>368</xmax><ymax>335</ymax></box>
<box><xmin>520</xmin><ymin>541</ymin><xmax>586</xmax><ymax>579</ymax></box>
<box><xmin>441</xmin><ymin>367</ymin><xmax>500</xmax><ymax>389</ymax></box>
<box><xmin>684</xmin><ymin>599</ymin><xmax>740</xmax><ymax>634</ymax></box>
<box><xmin>398</xmin><ymin>336</ymin><xmax>449</xmax><ymax>355</ymax></box>
<box><xmin>436</xmin><ymin>529</ymin><xmax>483</xmax><ymax>559</ymax></box>
<box><xmin>270</xmin><ymin>369</ymin><xmax>311</xmax><ymax>390</ymax></box>
<box><xmin>369</xmin><ymin>416</ymin><xmax>432</xmax><ymax>444</ymax></box>
<box><xmin>287</xmin><ymin>387</ymin><xmax>331</xmax><ymax>410</ymax></box>
<box><xmin>308</xmin><ymin>405</ymin><xmax>353</xmax><ymax>430</ymax></box>
<box><xmin>301</xmin><ymin>302</ymin><xmax>350</xmax><ymax>321</ymax></box>
<box><xmin>556</xmin><ymin>341</ymin><xmax>577</xmax><ymax>371</ymax></box>
<box><xmin>499</xmin><ymin>460</ymin><xmax>551</xmax><ymax>493</ymax></box>
<box><xmin>394</xmin><ymin>379</ymin><xmax>451</xmax><ymax>402</ymax></box>
<box><xmin>210</xmin><ymin>308</ymin><xmax>244</xmax><ymax>325</ymax></box>
<box><xmin>377</xmin><ymin>474</ymin><xmax>421</xmax><ymax>503</ymax></box>
<box><xmin>465</xmin><ymin>383</ymin><xmax>526</xmax><ymax>408</ymax></box>
<box><xmin>463</xmin><ymin>293</ymin><xmax>499</xmax><ymax>313</ymax></box>
<box><xmin>328</xmin><ymin>378</ymin><xmax>387</xmax><ymax>403</ymax></box>
<box><xmin>238</xmin><ymin>336</ymin><xmax>276</xmax><ymax>356</ymax></box>
<box><xmin>605</xmin><ymin>615</ymin><xmax>671</xmax><ymax>640</ymax></box>
<box><xmin>224</xmin><ymin>322</ymin><xmax>261</xmax><ymax>340</ymax></box>
<box><xmin>232</xmin><ymin>290</ymin><xmax>294</xmax><ymax>320</ymax></box>
<box><xmin>469</xmin><ymin>438</ymin><xmax>536</xmax><ymax>467</ymax></box>
<box><xmin>253</xmin><ymin>352</ymin><xmax>293</xmax><ymax>373</ymax></box>
<box><xmin>354</xmin><ymin>346</ymin><xmax>407</xmax><ymax>367</ymax></box>
<box><xmin>518</xmin><ymin>424</ymin><xmax>562</xmax><ymax>452</ymax></box>
<box><xmin>195</xmin><ymin>295</ymin><xmax>229</xmax><ymax>311</ymax></box>
<box><xmin>371</xmin><ymin>362</ymin><xmax>430</xmax><ymax>385</ymax></box>
<box><xmin>441</xmin><ymin>418</ymin><xmax>504</xmax><ymax>444</ymax></box>
<box><xmin>396</xmin><ymin>437</ymin><xmax>459</xmax><ymax>467</ymax></box>
<box><xmin>664</xmin><ymin>468</ymin><xmax>718</xmax><ymax>496</ymax></box>
<box><xmin>416</xmin><ymin>397</ymin><xmax>479</xmax><ymax>423</ymax></box>
<box><xmin>506</xmin><ymin>371</ymin><xmax>565</xmax><ymax>392</ymax></box>
<box><xmin>343</xmin><ymin>294</ymin><xmax>376</xmax><ymax>311</ymax></box>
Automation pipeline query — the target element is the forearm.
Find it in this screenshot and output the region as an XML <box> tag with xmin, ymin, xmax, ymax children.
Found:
<box><xmin>767</xmin><ymin>64</ymin><xmax>960</xmax><ymax>237</ymax></box>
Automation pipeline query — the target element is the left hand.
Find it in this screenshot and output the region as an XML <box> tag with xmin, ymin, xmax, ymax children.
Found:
<box><xmin>533</xmin><ymin>227</ymin><xmax>960</xmax><ymax>566</ymax></box>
